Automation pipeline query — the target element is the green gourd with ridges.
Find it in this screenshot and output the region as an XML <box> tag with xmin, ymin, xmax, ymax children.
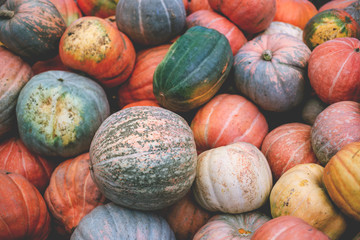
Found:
<box><xmin>153</xmin><ymin>26</ymin><xmax>233</xmax><ymax>112</ymax></box>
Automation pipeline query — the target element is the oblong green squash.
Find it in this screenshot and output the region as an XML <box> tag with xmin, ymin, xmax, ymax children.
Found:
<box><xmin>153</xmin><ymin>26</ymin><xmax>233</xmax><ymax>112</ymax></box>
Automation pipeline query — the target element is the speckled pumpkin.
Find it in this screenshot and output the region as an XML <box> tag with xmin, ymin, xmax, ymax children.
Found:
<box><xmin>77</xmin><ymin>0</ymin><xmax>118</xmax><ymax>18</ymax></box>
<box><xmin>16</xmin><ymin>70</ymin><xmax>110</xmax><ymax>158</ymax></box>
<box><xmin>260</xmin><ymin>21</ymin><xmax>303</xmax><ymax>40</ymax></box>
<box><xmin>89</xmin><ymin>106</ymin><xmax>197</xmax><ymax>211</ymax></box>
<box><xmin>49</xmin><ymin>0</ymin><xmax>82</xmax><ymax>26</ymax></box>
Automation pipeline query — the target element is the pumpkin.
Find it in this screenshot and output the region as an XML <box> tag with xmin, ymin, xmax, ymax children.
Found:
<box><xmin>153</xmin><ymin>26</ymin><xmax>233</xmax><ymax>112</ymax></box>
<box><xmin>345</xmin><ymin>0</ymin><xmax>360</xmax><ymax>25</ymax></box>
<box><xmin>274</xmin><ymin>0</ymin><xmax>318</xmax><ymax>29</ymax></box>
<box><xmin>189</xmin><ymin>0</ymin><xmax>212</xmax><ymax>14</ymax></box>
<box><xmin>71</xmin><ymin>203</ymin><xmax>175</xmax><ymax>240</ymax></box>
<box><xmin>49</xmin><ymin>0</ymin><xmax>82</xmax><ymax>26</ymax></box>
<box><xmin>76</xmin><ymin>0</ymin><xmax>118</xmax><ymax>18</ymax></box>
<box><xmin>0</xmin><ymin>0</ymin><xmax>66</xmax><ymax>62</ymax></box>
<box><xmin>270</xmin><ymin>163</ymin><xmax>347</xmax><ymax>240</ymax></box>
<box><xmin>16</xmin><ymin>70</ymin><xmax>110</xmax><ymax>158</ymax></box>
<box><xmin>208</xmin><ymin>0</ymin><xmax>276</xmax><ymax>34</ymax></box>
<box><xmin>0</xmin><ymin>46</ymin><xmax>33</xmax><ymax>137</ymax></box>
<box><xmin>191</xmin><ymin>94</ymin><xmax>268</xmax><ymax>153</ymax></box>
<box><xmin>251</xmin><ymin>216</ymin><xmax>331</xmax><ymax>240</ymax></box>
<box><xmin>59</xmin><ymin>16</ymin><xmax>136</xmax><ymax>88</ymax></box>
<box><xmin>233</xmin><ymin>33</ymin><xmax>311</xmax><ymax>112</ymax></box>
<box><xmin>319</xmin><ymin>0</ymin><xmax>356</xmax><ymax>11</ymax></box>
<box><xmin>89</xmin><ymin>106</ymin><xmax>197</xmax><ymax>211</ymax></box>
<box><xmin>303</xmin><ymin>9</ymin><xmax>360</xmax><ymax>50</ymax></box>
<box><xmin>44</xmin><ymin>152</ymin><xmax>106</xmax><ymax>236</ymax></box>
<box><xmin>323</xmin><ymin>142</ymin><xmax>360</xmax><ymax>221</ymax></box>
<box><xmin>261</xmin><ymin>123</ymin><xmax>318</xmax><ymax>180</ymax></box>
<box><xmin>193</xmin><ymin>142</ymin><xmax>273</xmax><ymax>214</ymax></box>
<box><xmin>0</xmin><ymin>170</ymin><xmax>51</xmax><ymax>240</ymax></box>
<box><xmin>186</xmin><ymin>10</ymin><xmax>247</xmax><ymax>55</ymax></box>
<box><xmin>122</xmin><ymin>100</ymin><xmax>160</xmax><ymax>110</ymax></box>
<box><xmin>301</xmin><ymin>95</ymin><xmax>328</xmax><ymax>125</ymax></box>
<box><xmin>117</xmin><ymin>44</ymin><xmax>171</xmax><ymax>108</ymax></box>
<box><xmin>311</xmin><ymin>101</ymin><xmax>360</xmax><ymax>166</ymax></box>
<box><xmin>116</xmin><ymin>0</ymin><xmax>186</xmax><ymax>46</ymax></box>
<box><xmin>260</xmin><ymin>21</ymin><xmax>303</xmax><ymax>40</ymax></box>
<box><xmin>0</xmin><ymin>136</ymin><xmax>54</xmax><ymax>193</ymax></box>
<box><xmin>162</xmin><ymin>191</ymin><xmax>213</xmax><ymax>240</ymax></box>
<box><xmin>31</xmin><ymin>54</ymin><xmax>71</xmax><ymax>75</ymax></box>
<box><xmin>194</xmin><ymin>211</ymin><xmax>271</xmax><ymax>240</ymax></box>
<box><xmin>308</xmin><ymin>37</ymin><xmax>360</xmax><ymax>104</ymax></box>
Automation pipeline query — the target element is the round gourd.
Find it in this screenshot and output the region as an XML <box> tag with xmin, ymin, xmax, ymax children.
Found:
<box><xmin>49</xmin><ymin>0</ymin><xmax>82</xmax><ymax>26</ymax></box>
<box><xmin>16</xmin><ymin>70</ymin><xmax>110</xmax><ymax>158</ymax></box>
<box><xmin>193</xmin><ymin>142</ymin><xmax>273</xmax><ymax>214</ymax></box>
<box><xmin>301</xmin><ymin>95</ymin><xmax>327</xmax><ymax>125</ymax></box>
<box><xmin>122</xmin><ymin>100</ymin><xmax>160</xmax><ymax>110</ymax></box>
<box><xmin>71</xmin><ymin>203</ymin><xmax>175</xmax><ymax>240</ymax></box>
<box><xmin>153</xmin><ymin>26</ymin><xmax>233</xmax><ymax>112</ymax></box>
<box><xmin>345</xmin><ymin>1</ymin><xmax>360</xmax><ymax>26</ymax></box>
<box><xmin>188</xmin><ymin>0</ymin><xmax>212</xmax><ymax>14</ymax></box>
<box><xmin>319</xmin><ymin>0</ymin><xmax>356</xmax><ymax>12</ymax></box>
<box><xmin>77</xmin><ymin>0</ymin><xmax>118</xmax><ymax>18</ymax></box>
<box><xmin>116</xmin><ymin>0</ymin><xmax>186</xmax><ymax>46</ymax></box>
<box><xmin>260</xmin><ymin>21</ymin><xmax>303</xmax><ymax>40</ymax></box>
<box><xmin>89</xmin><ymin>106</ymin><xmax>197</xmax><ymax>211</ymax></box>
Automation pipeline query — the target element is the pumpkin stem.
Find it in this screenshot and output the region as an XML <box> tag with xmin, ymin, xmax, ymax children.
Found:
<box><xmin>262</xmin><ymin>50</ymin><xmax>272</xmax><ymax>61</ymax></box>
<box><xmin>355</xmin><ymin>48</ymin><xmax>360</xmax><ymax>53</ymax></box>
<box><xmin>0</xmin><ymin>9</ymin><xmax>14</xmax><ymax>19</ymax></box>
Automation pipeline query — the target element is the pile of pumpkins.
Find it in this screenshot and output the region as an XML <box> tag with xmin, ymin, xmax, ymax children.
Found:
<box><xmin>1</xmin><ymin>0</ymin><xmax>360</xmax><ymax>239</ymax></box>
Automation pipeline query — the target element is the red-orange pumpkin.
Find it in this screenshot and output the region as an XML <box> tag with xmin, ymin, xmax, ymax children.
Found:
<box><xmin>49</xmin><ymin>0</ymin><xmax>82</xmax><ymax>26</ymax></box>
<box><xmin>319</xmin><ymin>0</ymin><xmax>356</xmax><ymax>11</ymax></box>
<box><xmin>31</xmin><ymin>54</ymin><xmax>71</xmax><ymax>75</ymax></box>
<box><xmin>191</xmin><ymin>94</ymin><xmax>268</xmax><ymax>153</ymax></box>
<box><xmin>77</xmin><ymin>0</ymin><xmax>118</xmax><ymax>18</ymax></box>
<box><xmin>188</xmin><ymin>0</ymin><xmax>212</xmax><ymax>14</ymax></box>
<box><xmin>0</xmin><ymin>170</ymin><xmax>51</xmax><ymax>240</ymax></box>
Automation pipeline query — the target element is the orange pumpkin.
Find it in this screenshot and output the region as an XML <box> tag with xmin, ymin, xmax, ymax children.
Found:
<box><xmin>49</xmin><ymin>0</ymin><xmax>82</xmax><ymax>26</ymax></box>
<box><xmin>189</xmin><ymin>0</ymin><xmax>212</xmax><ymax>14</ymax></box>
<box><xmin>77</xmin><ymin>0</ymin><xmax>118</xmax><ymax>18</ymax></box>
<box><xmin>31</xmin><ymin>55</ymin><xmax>71</xmax><ymax>75</ymax></box>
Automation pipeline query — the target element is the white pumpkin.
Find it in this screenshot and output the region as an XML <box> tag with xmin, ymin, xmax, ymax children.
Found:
<box><xmin>192</xmin><ymin>142</ymin><xmax>273</xmax><ymax>214</ymax></box>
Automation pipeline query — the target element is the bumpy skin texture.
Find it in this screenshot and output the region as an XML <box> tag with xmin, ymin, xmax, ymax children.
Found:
<box><xmin>90</xmin><ymin>106</ymin><xmax>197</xmax><ymax>211</ymax></box>
<box><xmin>71</xmin><ymin>203</ymin><xmax>176</xmax><ymax>240</ymax></box>
<box><xmin>16</xmin><ymin>70</ymin><xmax>110</xmax><ymax>158</ymax></box>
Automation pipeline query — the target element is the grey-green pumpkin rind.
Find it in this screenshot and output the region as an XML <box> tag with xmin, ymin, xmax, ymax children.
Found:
<box><xmin>153</xmin><ymin>26</ymin><xmax>233</xmax><ymax>112</ymax></box>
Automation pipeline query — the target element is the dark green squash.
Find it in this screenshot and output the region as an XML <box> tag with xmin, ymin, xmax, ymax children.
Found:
<box><xmin>153</xmin><ymin>26</ymin><xmax>233</xmax><ymax>112</ymax></box>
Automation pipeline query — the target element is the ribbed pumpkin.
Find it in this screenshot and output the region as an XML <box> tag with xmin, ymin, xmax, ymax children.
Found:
<box><xmin>251</xmin><ymin>216</ymin><xmax>331</xmax><ymax>240</ymax></box>
<box><xmin>153</xmin><ymin>26</ymin><xmax>233</xmax><ymax>112</ymax></box>
<box><xmin>0</xmin><ymin>46</ymin><xmax>33</xmax><ymax>137</ymax></box>
<box><xmin>77</xmin><ymin>0</ymin><xmax>118</xmax><ymax>18</ymax></box>
<box><xmin>274</xmin><ymin>0</ymin><xmax>318</xmax><ymax>29</ymax></box>
<box><xmin>59</xmin><ymin>16</ymin><xmax>136</xmax><ymax>88</ymax></box>
<box><xmin>49</xmin><ymin>0</ymin><xmax>82</xmax><ymax>26</ymax></box>
<box><xmin>233</xmin><ymin>33</ymin><xmax>311</xmax><ymax>112</ymax></box>
<box><xmin>117</xmin><ymin>44</ymin><xmax>171</xmax><ymax>108</ymax></box>
<box><xmin>31</xmin><ymin>55</ymin><xmax>71</xmax><ymax>75</ymax></box>
<box><xmin>303</xmin><ymin>9</ymin><xmax>360</xmax><ymax>50</ymax></box>
<box><xmin>188</xmin><ymin>0</ymin><xmax>212</xmax><ymax>14</ymax></box>
<box><xmin>311</xmin><ymin>101</ymin><xmax>360</xmax><ymax>166</ymax></box>
<box><xmin>71</xmin><ymin>203</ymin><xmax>176</xmax><ymax>240</ymax></box>
<box><xmin>270</xmin><ymin>163</ymin><xmax>347</xmax><ymax>240</ymax></box>
<box><xmin>44</xmin><ymin>152</ymin><xmax>106</xmax><ymax>236</ymax></box>
<box><xmin>186</xmin><ymin>10</ymin><xmax>247</xmax><ymax>55</ymax></box>
<box><xmin>122</xmin><ymin>100</ymin><xmax>160</xmax><ymax>110</ymax></box>
<box><xmin>191</xmin><ymin>94</ymin><xmax>268</xmax><ymax>153</ymax></box>
<box><xmin>0</xmin><ymin>0</ymin><xmax>66</xmax><ymax>62</ymax></box>
<box><xmin>260</xmin><ymin>21</ymin><xmax>303</xmax><ymax>40</ymax></box>
<box><xmin>345</xmin><ymin>1</ymin><xmax>360</xmax><ymax>25</ymax></box>
<box><xmin>16</xmin><ymin>70</ymin><xmax>110</xmax><ymax>158</ymax></box>
<box><xmin>308</xmin><ymin>37</ymin><xmax>360</xmax><ymax>104</ymax></box>
<box><xmin>323</xmin><ymin>142</ymin><xmax>360</xmax><ymax>221</ymax></box>
<box><xmin>319</xmin><ymin>0</ymin><xmax>356</xmax><ymax>11</ymax></box>
<box><xmin>116</xmin><ymin>0</ymin><xmax>186</xmax><ymax>46</ymax></box>
<box><xmin>193</xmin><ymin>142</ymin><xmax>273</xmax><ymax>214</ymax></box>
<box><xmin>194</xmin><ymin>211</ymin><xmax>271</xmax><ymax>240</ymax></box>
<box><xmin>90</xmin><ymin>106</ymin><xmax>197</xmax><ymax>210</ymax></box>
<box><xmin>208</xmin><ymin>0</ymin><xmax>276</xmax><ymax>34</ymax></box>
<box><xmin>0</xmin><ymin>170</ymin><xmax>51</xmax><ymax>240</ymax></box>
<box><xmin>0</xmin><ymin>136</ymin><xmax>54</xmax><ymax>193</ymax></box>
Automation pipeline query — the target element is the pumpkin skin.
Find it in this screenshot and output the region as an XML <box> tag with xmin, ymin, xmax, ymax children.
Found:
<box><xmin>208</xmin><ymin>0</ymin><xmax>276</xmax><ymax>34</ymax></box>
<box><xmin>116</xmin><ymin>0</ymin><xmax>186</xmax><ymax>46</ymax></box>
<box><xmin>59</xmin><ymin>16</ymin><xmax>136</xmax><ymax>88</ymax></box>
<box><xmin>233</xmin><ymin>33</ymin><xmax>311</xmax><ymax>112</ymax></box>
<box><xmin>193</xmin><ymin>142</ymin><xmax>273</xmax><ymax>214</ymax></box>
<box><xmin>71</xmin><ymin>203</ymin><xmax>176</xmax><ymax>240</ymax></box>
<box><xmin>77</xmin><ymin>0</ymin><xmax>118</xmax><ymax>18</ymax></box>
<box><xmin>345</xmin><ymin>1</ymin><xmax>360</xmax><ymax>25</ymax></box>
<box><xmin>301</xmin><ymin>95</ymin><xmax>328</xmax><ymax>125</ymax></box>
<box><xmin>186</xmin><ymin>10</ymin><xmax>247</xmax><ymax>55</ymax></box>
<box><xmin>261</xmin><ymin>21</ymin><xmax>303</xmax><ymax>40</ymax></box>
<box><xmin>311</xmin><ymin>101</ymin><xmax>360</xmax><ymax>166</ymax></box>
<box><xmin>303</xmin><ymin>9</ymin><xmax>360</xmax><ymax>50</ymax></box>
<box><xmin>117</xmin><ymin>44</ymin><xmax>171</xmax><ymax>108</ymax></box>
<box><xmin>0</xmin><ymin>0</ymin><xmax>66</xmax><ymax>62</ymax></box>
<box><xmin>189</xmin><ymin>0</ymin><xmax>212</xmax><ymax>14</ymax></box>
<box><xmin>319</xmin><ymin>0</ymin><xmax>356</xmax><ymax>11</ymax></box>
<box><xmin>194</xmin><ymin>211</ymin><xmax>271</xmax><ymax>240</ymax></box>
<box><xmin>191</xmin><ymin>94</ymin><xmax>268</xmax><ymax>153</ymax></box>
<box><xmin>44</xmin><ymin>152</ymin><xmax>106</xmax><ymax>236</ymax></box>
<box><xmin>122</xmin><ymin>100</ymin><xmax>160</xmax><ymax>110</ymax></box>
<box><xmin>89</xmin><ymin>106</ymin><xmax>197</xmax><ymax>211</ymax></box>
<box><xmin>261</xmin><ymin>123</ymin><xmax>318</xmax><ymax>180</ymax></box>
<box><xmin>270</xmin><ymin>163</ymin><xmax>347</xmax><ymax>240</ymax></box>
<box><xmin>0</xmin><ymin>170</ymin><xmax>51</xmax><ymax>240</ymax></box>
<box><xmin>0</xmin><ymin>136</ymin><xmax>54</xmax><ymax>193</ymax></box>
<box><xmin>153</xmin><ymin>26</ymin><xmax>233</xmax><ymax>112</ymax></box>
<box><xmin>308</xmin><ymin>37</ymin><xmax>360</xmax><ymax>104</ymax></box>
<box><xmin>16</xmin><ymin>70</ymin><xmax>110</xmax><ymax>158</ymax></box>
<box><xmin>251</xmin><ymin>216</ymin><xmax>331</xmax><ymax>240</ymax></box>
<box><xmin>49</xmin><ymin>0</ymin><xmax>82</xmax><ymax>26</ymax></box>
<box><xmin>323</xmin><ymin>142</ymin><xmax>360</xmax><ymax>221</ymax></box>
<box><xmin>31</xmin><ymin>54</ymin><xmax>71</xmax><ymax>75</ymax></box>
<box><xmin>0</xmin><ymin>46</ymin><xmax>32</xmax><ymax>137</ymax></box>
